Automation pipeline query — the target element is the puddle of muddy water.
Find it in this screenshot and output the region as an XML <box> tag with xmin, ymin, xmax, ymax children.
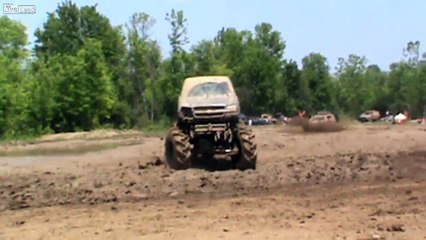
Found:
<box><xmin>0</xmin><ymin>155</ymin><xmax>75</xmax><ymax>167</ymax></box>
<box><xmin>0</xmin><ymin>140</ymin><xmax>142</xmax><ymax>158</ymax></box>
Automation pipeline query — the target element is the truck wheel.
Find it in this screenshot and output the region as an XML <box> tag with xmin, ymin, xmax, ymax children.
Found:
<box><xmin>233</xmin><ymin>124</ymin><xmax>257</xmax><ymax>170</ymax></box>
<box><xmin>164</xmin><ymin>128</ymin><xmax>191</xmax><ymax>170</ymax></box>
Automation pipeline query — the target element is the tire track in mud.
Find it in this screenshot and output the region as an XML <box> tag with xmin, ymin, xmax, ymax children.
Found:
<box><xmin>0</xmin><ymin>150</ymin><xmax>425</xmax><ymax>211</ymax></box>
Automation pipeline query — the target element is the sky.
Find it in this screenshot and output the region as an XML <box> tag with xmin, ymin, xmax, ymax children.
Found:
<box><xmin>1</xmin><ymin>0</ymin><xmax>425</xmax><ymax>71</ymax></box>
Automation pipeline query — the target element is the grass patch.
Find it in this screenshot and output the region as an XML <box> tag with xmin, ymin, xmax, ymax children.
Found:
<box><xmin>0</xmin><ymin>135</ymin><xmax>39</xmax><ymax>146</ymax></box>
<box><xmin>141</xmin><ymin>123</ymin><xmax>170</xmax><ymax>137</ymax></box>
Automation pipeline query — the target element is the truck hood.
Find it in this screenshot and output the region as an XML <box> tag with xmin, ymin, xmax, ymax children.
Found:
<box><xmin>180</xmin><ymin>95</ymin><xmax>238</xmax><ymax>108</ymax></box>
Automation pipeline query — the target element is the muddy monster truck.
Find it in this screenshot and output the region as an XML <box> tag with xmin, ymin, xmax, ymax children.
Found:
<box><xmin>164</xmin><ymin>76</ymin><xmax>257</xmax><ymax>171</ymax></box>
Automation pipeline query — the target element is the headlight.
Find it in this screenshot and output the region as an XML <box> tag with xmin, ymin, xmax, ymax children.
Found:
<box><xmin>226</xmin><ymin>104</ymin><xmax>238</xmax><ymax>111</ymax></box>
<box><xmin>180</xmin><ymin>107</ymin><xmax>193</xmax><ymax>117</ymax></box>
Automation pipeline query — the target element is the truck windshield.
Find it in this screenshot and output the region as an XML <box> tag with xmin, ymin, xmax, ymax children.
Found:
<box><xmin>188</xmin><ymin>81</ymin><xmax>230</xmax><ymax>97</ymax></box>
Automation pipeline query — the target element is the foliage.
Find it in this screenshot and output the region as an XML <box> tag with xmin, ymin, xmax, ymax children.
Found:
<box><xmin>0</xmin><ymin>2</ymin><xmax>425</xmax><ymax>140</ymax></box>
<box><xmin>125</xmin><ymin>12</ymin><xmax>162</xmax><ymax>127</ymax></box>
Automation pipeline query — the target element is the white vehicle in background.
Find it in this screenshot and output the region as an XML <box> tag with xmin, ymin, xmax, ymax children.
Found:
<box><xmin>393</xmin><ymin>113</ymin><xmax>407</xmax><ymax>124</ymax></box>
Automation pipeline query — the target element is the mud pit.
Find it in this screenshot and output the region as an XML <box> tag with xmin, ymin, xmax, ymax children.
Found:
<box><xmin>0</xmin><ymin>124</ymin><xmax>425</xmax><ymax>239</ymax></box>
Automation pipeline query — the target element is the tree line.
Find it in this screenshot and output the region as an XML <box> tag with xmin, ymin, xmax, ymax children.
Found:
<box><xmin>1</xmin><ymin>1</ymin><xmax>425</xmax><ymax>139</ymax></box>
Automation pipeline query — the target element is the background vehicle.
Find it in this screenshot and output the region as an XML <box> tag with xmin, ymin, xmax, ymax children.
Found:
<box><xmin>302</xmin><ymin>111</ymin><xmax>342</xmax><ymax>132</ymax></box>
<box><xmin>309</xmin><ymin>111</ymin><xmax>338</xmax><ymax>124</ymax></box>
<box><xmin>275</xmin><ymin>112</ymin><xmax>285</xmax><ymax>122</ymax></box>
<box><xmin>393</xmin><ymin>112</ymin><xmax>407</xmax><ymax>124</ymax></box>
<box><xmin>164</xmin><ymin>76</ymin><xmax>257</xmax><ymax>171</ymax></box>
<box><xmin>250</xmin><ymin>116</ymin><xmax>268</xmax><ymax>125</ymax></box>
<box><xmin>261</xmin><ymin>114</ymin><xmax>278</xmax><ymax>124</ymax></box>
<box><xmin>358</xmin><ymin>110</ymin><xmax>381</xmax><ymax>122</ymax></box>
<box><xmin>239</xmin><ymin>113</ymin><xmax>249</xmax><ymax>125</ymax></box>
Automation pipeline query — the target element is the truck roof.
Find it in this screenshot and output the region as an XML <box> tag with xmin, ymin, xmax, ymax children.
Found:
<box><xmin>181</xmin><ymin>76</ymin><xmax>235</xmax><ymax>97</ymax></box>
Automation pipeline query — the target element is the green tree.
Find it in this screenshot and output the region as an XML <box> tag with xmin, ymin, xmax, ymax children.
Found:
<box><xmin>0</xmin><ymin>16</ymin><xmax>30</xmax><ymax>138</ymax></box>
<box><xmin>300</xmin><ymin>53</ymin><xmax>334</xmax><ymax>113</ymax></box>
<box><xmin>363</xmin><ymin>65</ymin><xmax>389</xmax><ymax>114</ymax></box>
<box><xmin>190</xmin><ymin>40</ymin><xmax>233</xmax><ymax>76</ymax></box>
<box><xmin>388</xmin><ymin>41</ymin><xmax>426</xmax><ymax>117</ymax></box>
<box><xmin>126</xmin><ymin>12</ymin><xmax>162</xmax><ymax>126</ymax></box>
<box><xmin>213</xmin><ymin>27</ymin><xmax>249</xmax><ymax>70</ymax></box>
<box><xmin>280</xmin><ymin>60</ymin><xmax>301</xmax><ymax>115</ymax></box>
<box><xmin>34</xmin><ymin>1</ymin><xmax>129</xmax><ymax>127</ymax></box>
<box><xmin>51</xmin><ymin>39</ymin><xmax>116</xmax><ymax>132</ymax></box>
<box><xmin>335</xmin><ymin>54</ymin><xmax>369</xmax><ymax>114</ymax></box>
<box><xmin>212</xmin><ymin>23</ymin><xmax>286</xmax><ymax>115</ymax></box>
<box><xmin>159</xmin><ymin>9</ymin><xmax>191</xmax><ymax>118</ymax></box>
<box><xmin>24</xmin><ymin>58</ymin><xmax>56</xmax><ymax>133</ymax></box>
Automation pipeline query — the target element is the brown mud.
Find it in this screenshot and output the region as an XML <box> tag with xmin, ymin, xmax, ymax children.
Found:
<box><xmin>0</xmin><ymin>124</ymin><xmax>425</xmax><ymax>239</ymax></box>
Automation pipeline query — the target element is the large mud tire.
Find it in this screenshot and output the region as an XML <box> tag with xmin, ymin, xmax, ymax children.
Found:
<box><xmin>164</xmin><ymin>128</ymin><xmax>191</xmax><ymax>170</ymax></box>
<box><xmin>234</xmin><ymin>124</ymin><xmax>257</xmax><ymax>170</ymax></box>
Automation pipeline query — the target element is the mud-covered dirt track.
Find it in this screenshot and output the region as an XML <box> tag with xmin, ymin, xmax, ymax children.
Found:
<box><xmin>0</xmin><ymin>124</ymin><xmax>425</xmax><ymax>240</ymax></box>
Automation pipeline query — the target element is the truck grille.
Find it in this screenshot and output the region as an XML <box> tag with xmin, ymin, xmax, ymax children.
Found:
<box><xmin>193</xmin><ymin>106</ymin><xmax>225</xmax><ymax>111</ymax></box>
<box><xmin>193</xmin><ymin>106</ymin><xmax>226</xmax><ymax>118</ymax></box>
